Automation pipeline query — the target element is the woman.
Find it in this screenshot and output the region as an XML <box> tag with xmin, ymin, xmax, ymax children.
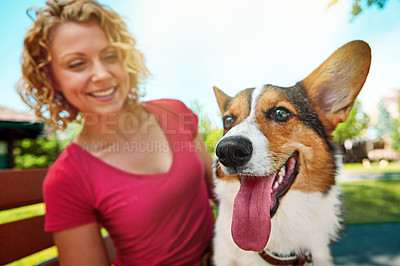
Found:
<box><xmin>17</xmin><ymin>0</ymin><xmax>215</xmax><ymax>265</ymax></box>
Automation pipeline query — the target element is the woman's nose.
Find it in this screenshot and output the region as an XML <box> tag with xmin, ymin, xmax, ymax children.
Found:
<box><xmin>91</xmin><ymin>61</ymin><xmax>111</xmax><ymax>82</ymax></box>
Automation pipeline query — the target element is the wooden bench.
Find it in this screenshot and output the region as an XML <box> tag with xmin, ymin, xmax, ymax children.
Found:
<box><xmin>0</xmin><ymin>168</ymin><xmax>58</xmax><ymax>265</ymax></box>
<box><xmin>0</xmin><ymin>168</ymin><xmax>116</xmax><ymax>265</ymax></box>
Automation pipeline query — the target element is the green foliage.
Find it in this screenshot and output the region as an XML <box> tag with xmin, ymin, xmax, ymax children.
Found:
<box><xmin>391</xmin><ymin>119</ymin><xmax>400</xmax><ymax>151</ymax></box>
<box><xmin>376</xmin><ymin>99</ymin><xmax>394</xmax><ymax>138</ymax></box>
<box><xmin>351</xmin><ymin>0</ymin><xmax>389</xmax><ymax>16</ymax></box>
<box><xmin>13</xmin><ymin>137</ymin><xmax>61</xmax><ymax>169</ymax></box>
<box><xmin>391</xmin><ymin>93</ymin><xmax>400</xmax><ymax>151</ymax></box>
<box><xmin>189</xmin><ymin>100</ymin><xmax>211</xmax><ymax>140</ymax></box>
<box><xmin>329</xmin><ymin>0</ymin><xmax>391</xmax><ymax>17</ymax></box>
<box><xmin>332</xmin><ymin>100</ymin><xmax>369</xmax><ymax>143</ymax></box>
<box><xmin>205</xmin><ymin>128</ymin><xmax>223</xmax><ymax>156</ymax></box>
<box><xmin>374</xmin><ymin>98</ymin><xmax>400</xmax><ymax>152</ymax></box>
<box><xmin>13</xmin><ymin>122</ymin><xmax>81</xmax><ymax>169</ymax></box>
<box><xmin>56</xmin><ymin>122</ymin><xmax>82</xmax><ymax>149</ymax></box>
<box><xmin>189</xmin><ymin>100</ymin><xmax>223</xmax><ymax>155</ymax></box>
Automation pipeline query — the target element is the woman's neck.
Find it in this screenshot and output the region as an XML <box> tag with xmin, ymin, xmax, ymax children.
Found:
<box><xmin>76</xmin><ymin>103</ymin><xmax>147</xmax><ymax>146</ymax></box>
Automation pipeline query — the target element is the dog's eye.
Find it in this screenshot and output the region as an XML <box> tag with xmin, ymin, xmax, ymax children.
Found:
<box><xmin>223</xmin><ymin>115</ymin><xmax>235</xmax><ymax>129</ymax></box>
<box><xmin>274</xmin><ymin>107</ymin><xmax>292</xmax><ymax>122</ymax></box>
<box><xmin>265</xmin><ymin>107</ymin><xmax>293</xmax><ymax>123</ymax></box>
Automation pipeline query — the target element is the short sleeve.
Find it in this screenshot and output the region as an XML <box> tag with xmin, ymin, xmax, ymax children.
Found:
<box><xmin>145</xmin><ymin>99</ymin><xmax>199</xmax><ymax>139</ymax></box>
<box><xmin>173</xmin><ymin>100</ymin><xmax>199</xmax><ymax>139</ymax></box>
<box><xmin>43</xmin><ymin>155</ymin><xmax>97</xmax><ymax>232</ymax></box>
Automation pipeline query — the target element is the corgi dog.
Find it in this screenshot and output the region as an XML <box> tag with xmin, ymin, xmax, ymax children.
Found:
<box><xmin>212</xmin><ymin>40</ymin><xmax>371</xmax><ymax>265</ymax></box>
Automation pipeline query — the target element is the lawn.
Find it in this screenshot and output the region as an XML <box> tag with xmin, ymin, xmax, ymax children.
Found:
<box><xmin>343</xmin><ymin>161</ymin><xmax>400</xmax><ymax>173</ymax></box>
<box><xmin>340</xmin><ymin>162</ymin><xmax>400</xmax><ymax>224</ymax></box>
<box><xmin>340</xmin><ymin>179</ymin><xmax>400</xmax><ymax>225</ymax></box>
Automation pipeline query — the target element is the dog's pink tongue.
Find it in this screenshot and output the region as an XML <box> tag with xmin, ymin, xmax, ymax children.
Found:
<box><xmin>232</xmin><ymin>177</ymin><xmax>273</xmax><ymax>251</ymax></box>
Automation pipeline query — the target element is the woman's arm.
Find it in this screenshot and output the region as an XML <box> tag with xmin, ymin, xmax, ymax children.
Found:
<box><xmin>53</xmin><ymin>222</ymin><xmax>110</xmax><ymax>266</ymax></box>
<box><xmin>193</xmin><ymin>134</ymin><xmax>218</xmax><ymax>204</ymax></box>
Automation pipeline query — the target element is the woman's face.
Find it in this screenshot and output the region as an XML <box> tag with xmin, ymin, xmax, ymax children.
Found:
<box><xmin>50</xmin><ymin>20</ymin><xmax>130</xmax><ymax>117</ymax></box>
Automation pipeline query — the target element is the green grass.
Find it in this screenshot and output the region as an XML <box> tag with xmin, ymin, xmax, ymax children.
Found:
<box><xmin>340</xmin><ymin>179</ymin><xmax>400</xmax><ymax>225</ymax></box>
<box><xmin>343</xmin><ymin>161</ymin><xmax>400</xmax><ymax>173</ymax></box>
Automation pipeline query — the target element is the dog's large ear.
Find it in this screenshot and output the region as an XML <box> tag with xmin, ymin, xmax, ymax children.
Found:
<box><xmin>213</xmin><ymin>86</ymin><xmax>232</xmax><ymax>114</ymax></box>
<box><xmin>302</xmin><ymin>40</ymin><xmax>371</xmax><ymax>133</ymax></box>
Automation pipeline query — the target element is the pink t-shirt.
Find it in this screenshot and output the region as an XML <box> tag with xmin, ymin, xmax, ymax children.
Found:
<box><xmin>43</xmin><ymin>99</ymin><xmax>214</xmax><ymax>265</ymax></box>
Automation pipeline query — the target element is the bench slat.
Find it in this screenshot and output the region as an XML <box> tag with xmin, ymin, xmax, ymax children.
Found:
<box><xmin>0</xmin><ymin>215</ymin><xmax>55</xmax><ymax>265</ymax></box>
<box><xmin>38</xmin><ymin>257</ymin><xmax>59</xmax><ymax>266</ymax></box>
<box><xmin>0</xmin><ymin>168</ymin><xmax>48</xmax><ymax>211</ymax></box>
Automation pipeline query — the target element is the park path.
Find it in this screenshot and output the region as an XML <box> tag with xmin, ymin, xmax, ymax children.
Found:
<box><xmin>332</xmin><ymin>223</ymin><xmax>400</xmax><ymax>266</ymax></box>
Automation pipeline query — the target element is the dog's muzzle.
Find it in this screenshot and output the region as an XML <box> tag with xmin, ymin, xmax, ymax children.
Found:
<box><xmin>216</xmin><ymin>136</ymin><xmax>253</xmax><ymax>167</ymax></box>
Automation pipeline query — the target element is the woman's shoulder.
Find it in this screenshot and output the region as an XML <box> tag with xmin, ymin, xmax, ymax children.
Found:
<box><xmin>44</xmin><ymin>143</ymin><xmax>88</xmax><ymax>185</ymax></box>
<box><xmin>144</xmin><ymin>98</ymin><xmax>193</xmax><ymax>115</ymax></box>
<box><xmin>51</xmin><ymin>142</ymin><xmax>86</xmax><ymax>167</ymax></box>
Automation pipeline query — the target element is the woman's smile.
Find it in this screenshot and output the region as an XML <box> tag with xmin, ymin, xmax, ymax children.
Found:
<box><xmin>87</xmin><ymin>86</ymin><xmax>117</xmax><ymax>100</ymax></box>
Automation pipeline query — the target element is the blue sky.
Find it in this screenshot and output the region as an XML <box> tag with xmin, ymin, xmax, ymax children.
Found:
<box><xmin>1</xmin><ymin>0</ymin><xmax>400</xmax><ymax>127</ymax></box>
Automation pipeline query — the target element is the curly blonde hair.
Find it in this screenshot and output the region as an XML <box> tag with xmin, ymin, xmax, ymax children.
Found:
<box><xmin>16</xmin><ymin>0</ymin><xmax>149</xmax><ymax>131</ymax></box>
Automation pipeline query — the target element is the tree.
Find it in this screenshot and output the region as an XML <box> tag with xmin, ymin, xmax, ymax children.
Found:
<box><xmin>13</xmin><ymin>122</ymin><xmax>81</xmax><ymax>169</ymax></box>
<box><xmin>391</xmin><ymin>119</ymin><xmax>400</xmax><ymax>151</ymax></box>
<box><xmin>189</xmin><ymin>100</ymin><xmax>223</xmax><ymax>155</ymax></box>
<box><xmin>204</xmin><ymin>128</ymin><xmax>223</xmax><ymax>156</ymax></box>
<box><xmin>189</xmin><ymin>100</ymin><xmax>214</xmax><ymax>142</ymax></box>
<box><xmin>329</xmin><ymin>0</ymin><xmax>392</xmax><ymax>17</ymax></box>
<box><xmin>13</xmin><ymin>136</ymin><xmax>62</xmax><ymax>169</ymax></box>
<box><xmin>375</xmin><ymin>99</ymin><xmax>394</xmax><ymax>139</ymax></box>
<box><xmin>390</xmin><ymin>93</ymin><xmax>400</xmax><ymax>151</ymax></box>
<box><xmin>332</xmin><ymin>100</ymin><xmax>370</xmax><ymax>143</ymax></box>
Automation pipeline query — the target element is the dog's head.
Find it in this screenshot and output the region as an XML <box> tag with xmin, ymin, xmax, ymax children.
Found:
<box><xmin>214</xmin><ymin>40</ymin><xmax>371</xmax><ymax>252</ymax></box>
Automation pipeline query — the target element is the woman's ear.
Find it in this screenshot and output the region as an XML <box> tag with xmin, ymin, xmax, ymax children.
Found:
<box><xmin>302</xmin><ymin>40</ymin><xmax>371</xmax><ymax>133</ymax></box>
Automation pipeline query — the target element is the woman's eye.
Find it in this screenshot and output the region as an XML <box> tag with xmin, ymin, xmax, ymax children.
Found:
<box><xmin>223</xmin><ymin>116</ymin><xmax>234</xmax><ymax>129</ymax></box>
<box><xmin>68</xmin><ymin>61</ymin><xmax>85</xmax><ymax>69</ymax></box>
<box><xmin>273</xmin><ymin>107</ymin><xmax>292</xmax><ymax>122</ymax></box>
<box><xmin>103</xmin><ymin>53</ymin><xmax>119</xmax><ymax>62</ymax></box>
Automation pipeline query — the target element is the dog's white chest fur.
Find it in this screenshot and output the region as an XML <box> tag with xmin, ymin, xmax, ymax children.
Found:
<box><xmin>213</xmin><ymin>179</ymin><xmax>343</xmax><ymax>265</ymax></box>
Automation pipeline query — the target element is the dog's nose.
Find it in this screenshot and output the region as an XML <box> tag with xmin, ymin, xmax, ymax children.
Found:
<box><xmin>216</xmin><ymin>136</ymin><xmax>253</xmax><ymax>167</ymax></box>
